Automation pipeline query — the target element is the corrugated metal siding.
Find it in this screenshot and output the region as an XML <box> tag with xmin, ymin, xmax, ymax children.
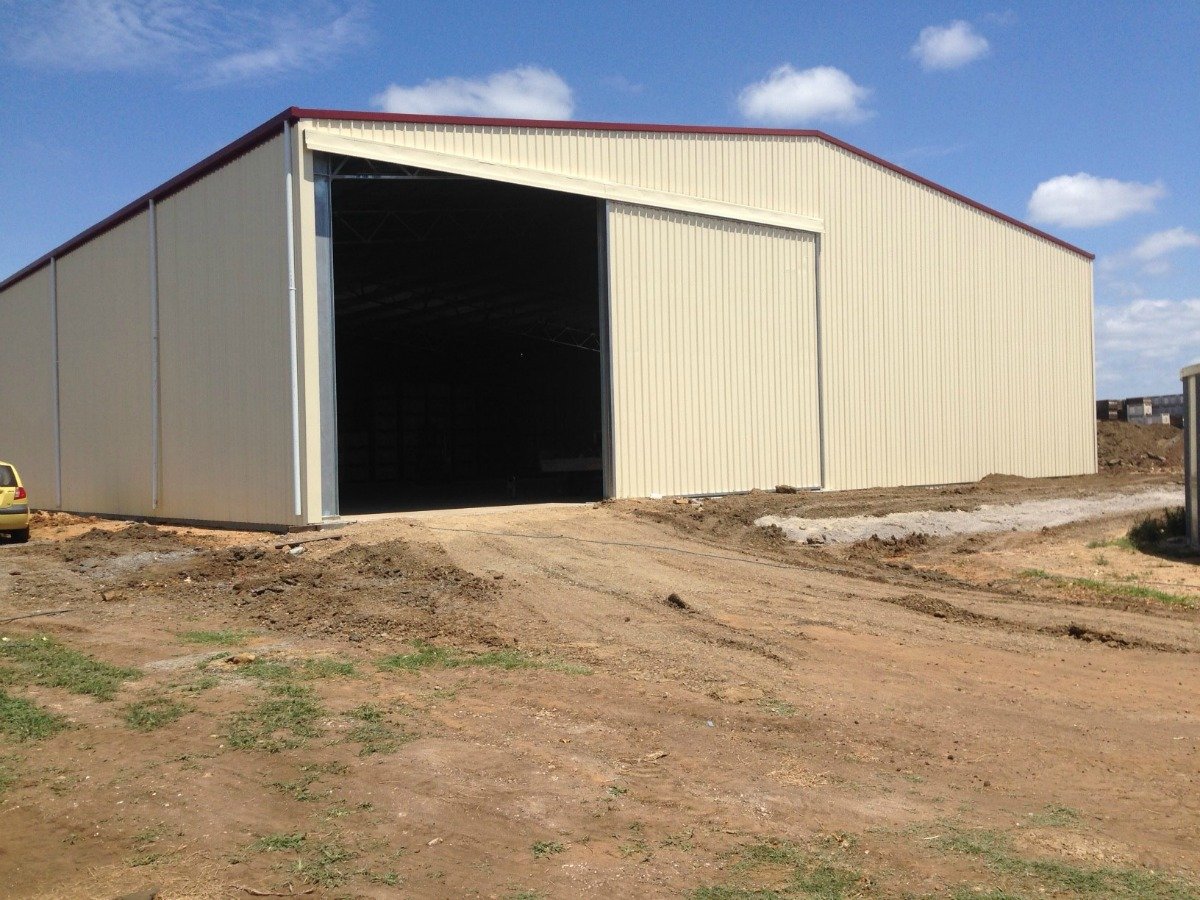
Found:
<box><xmin>154</xmin><ymin>136</ymin><xmax>295</xmax><ymax>525</ymax></box>
<box><xmin>56</xmin><ymin>212</ymin><xmax>153</xmax><ymax>516</ymax></box>
<box><xmin>813</xmin><ymin>145</ymin><xmax>1095</xmax><ymax>489</ymax></box>
<box><xmin>606</xmin><ymin>204</ymin><xmax>820</xmax><ymax>497</ymax></box>
<box><xmin>304</xmin><ymin>118</ymin><xmax>1094</xmax><ymax>495</ymax></box>
<box><xmin>0</xmin><ymin>268</ymin><xmax>57</xmax><ymax>504</ymax></box>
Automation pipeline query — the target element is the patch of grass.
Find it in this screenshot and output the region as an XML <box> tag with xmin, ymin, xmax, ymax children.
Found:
<box><xmin>0</xmin><ymin>755</ymin><xmax>17</xmax><ymax>794</ymax></box>
<box><xmin>177</xmin><ymin>629</ymin><xmax>250</xmax><ymax>646</ymax></box>
<box><xmin>175</xmin><ymin>675</ymin><xmax>219</xmax><ymax>694</ymax></box>
<box><xmin>0</xmin><ymin>689</ymin><xmax>68</xmax><ymax>741</ymax></box>
<box><xmin>0</xmin><ymin>635</ymin><xmax>138</xmax><ymax>700</ymax></box>
<box><xmin>532</xmin><ymin>840</ymin><xmax>565</xmax><ymax>858</ymax></box>
<box><xmin>662</xmin><ymin>830</ymin><xmax>696</xmax><ymax>852</ymax></box>
<box><xmin>288</xmin><ymin>840</ymin><xmax>359</xmax><ymax>888</ymax></box>
<box><xmin>271</xmin><ymin>762</ymin><xmax>347</xmax><ymax>802</ymax></box>
<box><xmin>934</xmin><ymin>825</ymin><xmax>1197</xmax><ymax>898</ymax></box>
<box><xmin>504</xmin><ymin>892</ymin><xmax>544</xmax><ymax>900</ymax></box>
<box><xmin>224</xmin><ymin>684</ymin><xmax>324</xmax><ymax>752</ymax></box>
<box><xmin>249</xmin><ymin>833</ymin><xmax>307</xmax><ymax>853</ymax></box>
<box><xmin>234</xmin><ymin>656</ymin><xmax>356</xmax><ymax>682</ymax></box>
<box><xmin>368</xmin><ymin>871</ymin><xmax>401</xmax><ymax>886</ymax></box>
<box><xmin>1019</xmin><ymin>570</ymin><xmax>1195</xmax><ymax>607</ymax></box>
<box><xmin>123</xmin><ymin>697</ymin><xmax>188</xmax><ymax>732</ymax></box>
<box><xmin>345</xmin><ymin>703</ymin><xmax>413</xmax><ymax>756</ymax></box>
<box><xmin>1087</xmin><ymin>536</ymin><xmax>1134</xmax><ymax>550</ymax></box>
<box><xmin>1129</xmin><ymin>507</ymin><xmax>1186</xmax><ymax>549</ymax></box>
<box><xmin>1094</xmin><ymin>553</ymin><xmax>1109</xmax><ymax>566</ymax></box>
<box><xmin>378</xmin><ymin>641</ymin><xmax>588</xmax><ymax>675</ymax></box>
<box><xmin>1026</xmin><ymin>804</ymin><xmax>1081</xmax><ymax>828</ymax></box>
<box><xmin>759</xmin><ymin>698</ymin><xmax>797</xmax><ymax>716</ymax></box>
<box><xmin>693</xmin><ymin>839</ymin><xmax>863</xmax><ymax>900</ymax></box>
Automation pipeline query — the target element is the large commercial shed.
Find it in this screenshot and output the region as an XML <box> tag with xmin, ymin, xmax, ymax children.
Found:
<box><xmin>0</xmin><ymin>107</ymin><xmax>1096</xmax><ymax>529</ymax></box>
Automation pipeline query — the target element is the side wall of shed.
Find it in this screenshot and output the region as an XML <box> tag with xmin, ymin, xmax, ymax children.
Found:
<box><xmin>0</xmin><ymin>268</ymin><xmax>57</xmax><ymax>504</ymax></box>
<box><xmin>56</xmin><ymin>211</ymin><xmax>154</xmax><ymax>516</ymax></box>
<box><xmin>153</xmin><ymin>135</ymin><xmax>297</xmax><ymax>526</ymax></box>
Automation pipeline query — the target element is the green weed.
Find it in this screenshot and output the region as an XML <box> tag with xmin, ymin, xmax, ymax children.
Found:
<box><xmin>693</xmin><ymin>839</ymin><xmax>863</xmax><ymax>900</ymax></box>
<box><xmin>1129</xmin><ymin>507</ymin><xmax>1186</xmax><ymax>549</ymax></box>
<box><xmin>224</xmin><ymin>684</ymin><xmax>324</xmax><ymax>752</ymax></box>
<box><xmin>177</xmin><ymin>629</ymin><xmax>251</xmax><ymax>646</ymax></box>
<box><xmin>0</xmin><ymin>636</ymin><xmax>138</xmax><ymax>699</ymax></box>
<box><xmin>759</xmin><ymin>699</ymin><xmax>797</xmax><ymax>716</ymax></box>
<box><xmin>532</xmin><ymin>840</ymin><xmax>565</xmax><ymax>858</ymax></box>
<box><xmin>249</xmin><ymin>833</ymin><xmax>307</xmax><ymax>852</ymax></box>
<box><xmin>378</xmin><ymin>641</ymin><xmax>588</xmax><ymax>675</ymax></box>
<box><xmin>288</xmin><ymin>840</ymin><xmax>359</xmax><ymax>888</ymax></box>
<box><xmin>1026</xmin><ymin>804</ymin><xmax>1081</xmax><ymax>828</ymax></box>
<box><xmin>0</xmin><ymin>689</ymin><xmax>68</xmax><ymax>741</ymax></box>
<box><xmin>123</xmin><ymin>697</ymin><xmax>188</xmax><ymax>732</ymax></box>
<box><xmin>345</xmin><ymin>704</ymin><xmax>413</xmax><ymax>756</ymax></box>
<box><xmin>934</xmin><ymin>825</ymin><xmax>1197</xmax><ymax>898</ymax></box>
<box><xmin>1019</xmin><ymin>570</ymin><xmax>1195</xmax><ymax>607</ymax></box>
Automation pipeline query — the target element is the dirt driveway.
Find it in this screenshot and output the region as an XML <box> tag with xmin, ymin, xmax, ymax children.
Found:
<box><xmin>0</xmin><ymin>471</ymin><xmax>1197</xmax><ymax>899</ymax></box>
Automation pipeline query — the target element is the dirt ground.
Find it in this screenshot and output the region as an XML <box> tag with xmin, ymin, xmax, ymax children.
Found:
<box><xmin>1</xmin><ymin>434</ymin><xmax>1197</xmax><ymax>898</ymax></box>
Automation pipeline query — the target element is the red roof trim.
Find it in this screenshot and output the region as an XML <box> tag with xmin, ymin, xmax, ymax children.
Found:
<box><xmin>0</xmin><ymin>105</ymin><xmax>1092</xmax><ymax>293</ymax></box>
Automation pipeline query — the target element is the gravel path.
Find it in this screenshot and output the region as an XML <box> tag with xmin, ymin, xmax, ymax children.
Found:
<box><xmin>756</xmin><ymin>486</ymin><xmax>1184</xmax><ymax>544</ymax></box>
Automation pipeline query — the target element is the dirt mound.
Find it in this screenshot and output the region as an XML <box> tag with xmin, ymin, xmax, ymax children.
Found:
<box><xmin>1097</xmin><ymin>420</ymin><xmax>1183</xmax><ymax>470</ymax></box>
<box><xmin>182</xmin><ymin>538</ymin><xmax>505</xmax><ymax>646</ymax></box>
<box><xmin>49</xmin><ymin>522</ymin><xmax>198</xmax><ymax>563</ymax></box>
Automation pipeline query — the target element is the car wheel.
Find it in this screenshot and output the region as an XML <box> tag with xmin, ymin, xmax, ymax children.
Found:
<box><xmin>10</xmin><ymin>528</ymin><xmax>29</xmax><ymax>544</ymax></box>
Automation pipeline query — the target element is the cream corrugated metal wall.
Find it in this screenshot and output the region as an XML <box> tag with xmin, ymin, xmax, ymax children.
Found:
<box><xmin>153</xmin><ymin>136</ymin><xmax>295</xmax><ymax>525</ymax></box>
<box><xmin>0</xmin><ymin>268</ymin><xmax>57</xmax><ymax>502</ymax></box>
<box><xmin>304</xmin><ymin>118</ymin><xmax>1095</xmax><ymax>493</ymax></box>
<box><xmin>56</xmin><ymin>211</ymin><xmax>154</xmax><ymax>516</ymax></box>
<box><xmin>0</xmin><ymin>136</ymin><xmax>297</xmax><ymax>526</ymax></box>
<box><xmin>606</xmin><ymin>204</ymin><xmax>820</xmax><ymax>496</ymax></box>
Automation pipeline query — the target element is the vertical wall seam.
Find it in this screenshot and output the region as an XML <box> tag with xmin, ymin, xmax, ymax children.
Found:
<box><xmin>148</xmin><ymin>199</ymin><xmax>162</xmax><ymax>509</ymax></box>
<box><xmin>597</xmin><ymin>199</ymin><xmax>616</xmax><ymax>498</ymax></box>
<box><xmin>283</xmin><ymin>121</ymin><xmax>303</xmax><ymax>519</ymax></box>
<box><xmin>49</xmin><ymin>257</ymin><xmax>63</xmax><ymax>509</ymax></box>
<box><xmin>813</xmin><ymin>234</ymin><xmax>827</xmax><ymax>489</ymax></box>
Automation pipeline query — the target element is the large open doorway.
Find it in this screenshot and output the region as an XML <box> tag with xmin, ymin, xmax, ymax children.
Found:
<box><xmin>324</xmin><ymin>155</ymin><xmax>606</xmax><ymax>514</ymax></box>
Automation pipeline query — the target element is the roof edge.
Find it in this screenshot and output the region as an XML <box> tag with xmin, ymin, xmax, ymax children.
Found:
<box><xmin>1</xmin><ymin>105</ymin><xmax>1092</xmax><ymax>294</ymax></box>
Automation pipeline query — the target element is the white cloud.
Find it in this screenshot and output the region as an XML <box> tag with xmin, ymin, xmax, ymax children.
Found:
<box><xmin>373</xmin><ymin>66</ymin><xmax>574</xmax><ymax>119</ymax></box>
<box><xmin>1027</xmin><ymin>173</ymin><xmax>1165</xmax><ymax>228</ymax></box>
<box><xmin>910</xmin><ymin>20</ymin><xmax>990</xmax><ymax>70</ymax></box>
<box><xmin>5</xmin><ymin>0</ymin><xmax>365</xmax><ymax>85</ymax></box>
<box><xmin>1094</xmin><ymin>298</ymin><xmax>1200</xmax><ymax>394</ymax></box>
<box><xmin>1098</xmin><ymin>227</ymin><xmax>1199</xmax><ymax>278</ymax></box>
<box><xmin>737</xmin><ymin>65</ymin><xmax>872</xmax><ymax>125</ymax></box>
<box><xmin>1130</xmin><ymin>227</ymin><xmax>1200</xmax><ymax>262</ymax></box>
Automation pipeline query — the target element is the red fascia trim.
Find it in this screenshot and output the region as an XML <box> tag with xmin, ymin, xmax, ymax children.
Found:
<box><xmin>0</xmin><ymin>106</ymin><xmax>1092</xmax><ymax>293</ymax></box>
<box><xmin>0</xmin><ymin>111</ymin><xmax>292</xmax><ymax>294</ymax></box>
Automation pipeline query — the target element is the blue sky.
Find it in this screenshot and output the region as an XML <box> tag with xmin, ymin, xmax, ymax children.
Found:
<box><xmin>1</xmin><ymin>0</ymin><xmax>1196</xmax><ymax>396</ymax></box>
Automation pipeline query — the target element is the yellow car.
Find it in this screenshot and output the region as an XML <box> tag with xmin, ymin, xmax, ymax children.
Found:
<box><xmin>0</xmin><ymin>461</ymin><xmax>30</xmax><ymax>543</ymax></box>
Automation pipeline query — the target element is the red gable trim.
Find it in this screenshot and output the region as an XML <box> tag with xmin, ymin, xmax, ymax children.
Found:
<box><xmin>0</xmin><ymin>106</ymin><xmax>1092</xmax><ymax>294</ymax></box>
